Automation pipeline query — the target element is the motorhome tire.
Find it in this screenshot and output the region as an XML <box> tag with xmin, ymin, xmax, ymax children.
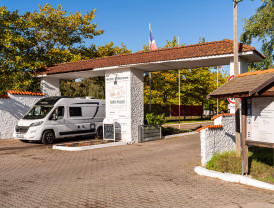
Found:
<box><xmin>97</xmin><ymin>127</ymin><xmax>103</xmax><ymax>139</ymax></box>
<box><xmin>42</xmin><ymin>130</ymin><xmax>55</xmax><ymax>144</ymax></box>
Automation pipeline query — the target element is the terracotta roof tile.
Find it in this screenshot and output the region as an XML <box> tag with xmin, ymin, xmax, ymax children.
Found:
<box><xmin>237</xmin><ymin>68</ymin><xmax>274</xmax><ymax>77</ymax></box>
<box><xmin>196</xmin><ymin>124</ymin><xmax>223</xmax><ymax>133</ymax></box>
<box><xmin>7</xmin><ymin>90</ymin><xmax>44</xmax><ymax>96</ymax></box>
<box><xmin>0</xmin><ymin>94</ymin><xmax>10</xmax><ymax>99</ymax></box>
<box><xmin>37</xmin><ymin>39</ymin><xmax>264</xmax><ymax>75</ymax></box>
<box><xmin>211</xmin><ymin>113</ymin><xmax>235</xmax><ymax>120</ymax></box>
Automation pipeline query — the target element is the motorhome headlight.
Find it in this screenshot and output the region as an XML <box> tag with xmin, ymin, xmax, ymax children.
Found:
<box><xmin>30</xmin><ymin>121</ymin><xmax>43</xmax><ymax>127</ymax></box>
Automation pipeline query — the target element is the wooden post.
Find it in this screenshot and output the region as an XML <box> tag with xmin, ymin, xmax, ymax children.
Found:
<box><xmin>184</xmin><ymin>105</ymin><xmax>186</xmax><ymax>120</ymax></box>
<box><xmin>241</xmin><ymin>97</ymin><xmax>248</xmax><ymax>174</ymax></box>
<box><xmin>233</xmin><ymin>0</ymin><xmax>241</xmax><ymax>157</ymax></box>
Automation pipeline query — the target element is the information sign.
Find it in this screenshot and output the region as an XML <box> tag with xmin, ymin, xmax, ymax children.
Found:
<box><xmin>246</xmin><ymin>97</ymin><xmax>274</xmax><ymax>144</ymax></box>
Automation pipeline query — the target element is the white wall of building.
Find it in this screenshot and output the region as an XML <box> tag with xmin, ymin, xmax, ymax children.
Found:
<box><xmin>200</xmin><ymin>116</ymin><xmax>236</xmax><ymax>166</ymax></box>
<box><xmin>0</xmin><ymin>94</ymin><xmax>43</xmax><ymax>139</ymax></box>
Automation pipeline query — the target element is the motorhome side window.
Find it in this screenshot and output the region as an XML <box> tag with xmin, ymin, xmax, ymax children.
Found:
<box><xmin>57</xmin><ymin>106</ymin><xmax>64</xmax><ymax>119</ymax></box>
<box><xmin>49</xmin><ymin>106</ymin><xmax>64</xmax><ymax>120</ymax></box>
<box><xmin>69</xmin><ymin>107</ymin><xmax>82</xmax><ymax>117</ymax></box>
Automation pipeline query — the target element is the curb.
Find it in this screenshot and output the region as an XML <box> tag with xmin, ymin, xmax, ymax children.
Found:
<box><xmin>53</xmin><ymin>141</ymin><xmax>129</xmax><ymax>151</ymax></box>
<box><xmin>194</xmin><ymin>166</ymin><xmax>274</xmax><ymax>191</ymax></box>
<box><xmin>163</xmin><ymin>131</ymin><xmax>198</xmax><ymax>139</ymax></box>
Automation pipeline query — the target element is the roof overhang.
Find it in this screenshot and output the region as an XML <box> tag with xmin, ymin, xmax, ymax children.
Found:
<box><xmin>208</xmin><ymin>69</ymin><xmax>274</xmax><ymax>99</ymax></box>
<box><xmin>36</xmin><ymin>51</ymin><xmax>263</xmax><ymax>80</ymax></box>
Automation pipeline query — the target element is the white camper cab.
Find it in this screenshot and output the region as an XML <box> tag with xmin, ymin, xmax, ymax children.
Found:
<box><xmin>13</xmin><ymin>97</ymin><xmax>105</xmax><ymax>144</ymax></box>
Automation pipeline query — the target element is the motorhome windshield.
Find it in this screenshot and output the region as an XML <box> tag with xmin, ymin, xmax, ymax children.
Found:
<box><xmin>23</xmin><ymin>105</ymin><xmax>54</xmax><ymax>119</ymax></box>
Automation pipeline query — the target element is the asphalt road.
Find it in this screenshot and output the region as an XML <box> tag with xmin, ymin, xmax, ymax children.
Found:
<box><xmin>0</xmin><ymin>133</ymin><xmax>273</xmax><ymax>208</ymax></box>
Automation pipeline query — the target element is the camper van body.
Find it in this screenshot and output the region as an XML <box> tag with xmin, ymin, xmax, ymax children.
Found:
<box><xmin>13</xmin><ymin>96</ymin><xmax>105</xmax><ymax>144</ymax></box>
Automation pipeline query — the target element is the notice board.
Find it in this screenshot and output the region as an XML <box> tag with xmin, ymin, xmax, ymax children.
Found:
<box><xmin>246</xmin><ymin>97</ymin><xmax>274</xmax><ymax>144</ymax></box>
<box><xmin>104</xmin><ymin>124</ymin><xmax>114</xmax><ymax>140</ymax></box>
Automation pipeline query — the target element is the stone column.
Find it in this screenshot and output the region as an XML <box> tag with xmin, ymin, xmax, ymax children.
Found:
<box><xmin>40</xmin><ymin>77</ymin><xmax>61</xmax><ymax>97</ymax></box>
<box><xmin>229</xmin><ymin>57</ymin><xmax>248</xmax><ymax>76</ymax></box>
<box><xmin>105</xmin><ymin>68</ymin><xmax>144</xmax><ymax>143</ymax></box>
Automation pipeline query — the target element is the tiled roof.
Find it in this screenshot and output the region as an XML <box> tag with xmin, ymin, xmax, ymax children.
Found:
<box><xmin>37</xmin><ymin>39</ymin><xmax>264</xmax><ymax>75</ymax></box>
<box><xmin>7</xmin><ymin>90</ymin><xmax>44</xmax><ymax>96</ymax></box>
<box><xmin>211</xmin><ymin>113</ymin><xmax>235</xmax><ymax>120</ymax></box>
<box><xmin>196</xmin><ymin>125</ymin><xmax>223</xmax><ymax>133</ymax></box>
<box><xmin>237</xmin><ymin>68</ymin><xmax>274</xmax><ymax>77</ymax></box>
<box><xmin>0</xmin><ymin>94</ymin><xmax>10</xmax><ymax>99</ymax></box>
<box><xmin>208</xmin><ymin>69</ymin><xmax>274</xmax><ymax>98</ymax></box>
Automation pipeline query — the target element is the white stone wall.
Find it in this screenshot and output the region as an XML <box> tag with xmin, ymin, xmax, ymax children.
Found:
<box><xmin>200</xmin><ymin>116</ymin><xmax>236</xmax><ymax>166</ymax></box>
<box><xmin>40</xmin><ymin>77</ymin><xmax>60</xmax><ymax>96</ymax></box>
<box><xmin>0</xmin><ymin>94</ymin><xmax>43</xmax><ymax>139</ymax></box>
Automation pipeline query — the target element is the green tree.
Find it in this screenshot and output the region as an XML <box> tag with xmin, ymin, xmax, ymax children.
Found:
<box><xmin>0</xmin><ymin>4</ymin><xmax>103</xmax><ymax>93</ymax></box>
<box><xmin>240</xmin><ymin>0</ymin><xmax>274</xmax><ymax>70</ymax></box>
<box><xmin>144</xmin><ymin>37</ymin><xmax>229</xmax><ymax>114</ymax></box>
<box><xmin>144</xmin><ymin>37</ymin><xmax>183</xmax><ymax>107</ymax></box>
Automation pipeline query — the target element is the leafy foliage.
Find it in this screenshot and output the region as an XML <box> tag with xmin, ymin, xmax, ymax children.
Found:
<box><xmin>144</xmin><ymin>37</ymin><xmax>229</xmax><ymax>113</ymax></box>
<box><xmin>240</xmin><ymin>0</ymin><xmax>274</xmax><ymax>70</ymax></box>
<box><xmin>0</xmin><ymin>4</ymin><xmax>131</xmax><ymax>95</ymax></box>
<box><xmin>145</xmin><ymin>113</ymin><xmax>167</xmax><ymax>125</ymax></box>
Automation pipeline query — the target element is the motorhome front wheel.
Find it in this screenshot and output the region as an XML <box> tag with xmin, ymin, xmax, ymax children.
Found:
<box><xmin>42</xmin><ymin>130</ymin><xmax>55</xmax><ymax>144</ymax></box>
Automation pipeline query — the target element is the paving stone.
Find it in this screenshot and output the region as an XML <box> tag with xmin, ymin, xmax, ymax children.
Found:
<box><xmin>0</xmin><ymin>135</ymin><xmax>273</xmax><ymax>207</ymax></box>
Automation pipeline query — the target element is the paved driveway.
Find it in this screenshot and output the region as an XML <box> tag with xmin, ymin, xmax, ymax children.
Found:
<box><xmin>0</xmin><ymin>134</ymin><xmax>273</xmax><ymax>208</ymax></box>
<box><xmin>163</xmin><ymin>121</ymin><xmax>214</xmax><ymax>130</ymax></box>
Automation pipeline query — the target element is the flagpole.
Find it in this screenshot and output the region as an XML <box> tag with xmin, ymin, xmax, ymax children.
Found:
<box><xmin>149</xmin><ymin>72</ymin><xmax>152</xmax><ymax>112</ymax></box>
<box><xmin>217</xmin><ymin>67</ymin><xmax>219</xmax><ymax>115</ymax></box>
<box><xmin>149</xmin><ymin>23</ymin><xmax>152</xmax><ymax>112</ymax></box>
<box><xmin>178</xmin><ymin>36</ymin><xmax>181</xmax><ymax>129</ymax></box>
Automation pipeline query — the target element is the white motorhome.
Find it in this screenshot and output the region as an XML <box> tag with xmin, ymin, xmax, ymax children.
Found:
<box><xmin>13</xmin><ymin>96</ymin><xmax>105</xmax><ymax>144</ymax></box>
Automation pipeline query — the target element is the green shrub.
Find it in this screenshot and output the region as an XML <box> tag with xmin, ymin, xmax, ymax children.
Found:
<box><xmin>145</xmin><ymin>113</ymin><xmax>167</xmax><ymax>125</ymax></box>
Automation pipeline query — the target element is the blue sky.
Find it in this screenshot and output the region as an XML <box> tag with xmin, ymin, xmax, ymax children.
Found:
<box><xmin>1</xmin><ymin>0</ymin><xmax>261</xmax><ymax>53</ymax></box>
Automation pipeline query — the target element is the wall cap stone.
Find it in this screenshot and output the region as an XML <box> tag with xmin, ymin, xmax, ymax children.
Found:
<box><xmin>211</xmin><ymin>113</ymin><xmax>235</xmax><ymax>121</ymax></box>
<box><xmin>196</xmin><ymin>124</ymin><xmax>223</xmax><ymax>133</ymax></box>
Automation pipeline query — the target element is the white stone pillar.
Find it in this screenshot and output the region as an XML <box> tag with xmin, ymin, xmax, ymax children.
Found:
<box><xmin>105</xmin><ymin>68</ymin><xmax>144</xmax><ymax>143</ymax></box>
<box><xmin>229</xmin><ymin>57</ymin><xmax>248</xmax><ymax>76</ymax></box>
<box><xmin>229</xmin><ymin>57</ymin><xmax>248</xmax><ymax>113</ymax></box>
<box><xmin>40</xmin><ymin>77</ymin><xmax>60</xmax><ymax>97</ymax></box>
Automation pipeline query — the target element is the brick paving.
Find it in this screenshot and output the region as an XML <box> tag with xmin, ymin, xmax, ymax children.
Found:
<box><xmin>0</xmin><ymin>134</ymin><xmax>273</xmax><ymax>208</ymax></box>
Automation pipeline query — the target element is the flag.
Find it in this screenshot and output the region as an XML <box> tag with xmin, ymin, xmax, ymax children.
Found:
<box><xmin>149</xmin><ymin>23</ymin><xmax>157</xmax><ymax>51</ymax></box>
<box><xmin>221</xmin><ymin>66</ymin><xmax>224</xmax><ymax>73</ymax></box>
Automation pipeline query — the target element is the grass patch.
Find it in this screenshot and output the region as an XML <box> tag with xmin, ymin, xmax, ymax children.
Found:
<box><xmin>162</xmin><ymin>126</ymin><xmax>192</xmax><ymax>136</ymax></box>
<box><xmin>207</xmin><ymin>147</ymin><xmax>274</xmax><ymax>184</ymax></box>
